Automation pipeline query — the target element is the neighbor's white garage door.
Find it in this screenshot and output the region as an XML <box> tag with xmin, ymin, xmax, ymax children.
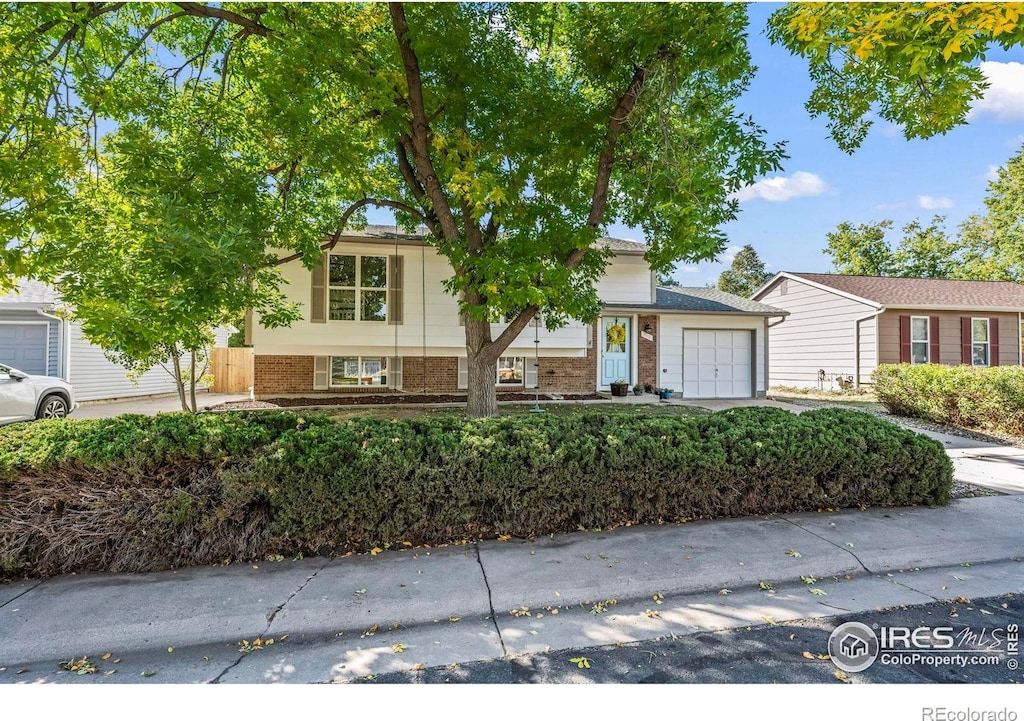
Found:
<box><xmin>682</xmin><ymin>329</ymin><xmax>753</xmax><ymax>399</ymax></box>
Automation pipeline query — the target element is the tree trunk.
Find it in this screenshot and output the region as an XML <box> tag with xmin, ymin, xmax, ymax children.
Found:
<box><xmin>466</xmin><ymin>347</ymin><xmax>498</xmax><ymax>418</ymax></box>
<box><xmin>171</xmin><ymin>347</ymin><xmax>188</xmax><ymax>413</ymax></box>
<box><xmin>189</xmin><ymin>352</ymin><xmax>198</xmax><ymax>413</ymax></box>
<box><xmin>464</xmin><ymin>314</ymin><xmax>499</xmax><ymax>418</ymax></box>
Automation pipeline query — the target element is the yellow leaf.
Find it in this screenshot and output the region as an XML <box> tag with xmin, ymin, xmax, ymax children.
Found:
<box><xmin>392</xmin><ymin>643</ymin><xmax>406</xmax><ymax>653</ymax></box>
<box><xmin>101</xmin><ymin>652</ymin><xmax>112</xmax><ymax>661</ymax></box>
<box><xmin>835</xmin><ymin>670</ymin><xmax>851</xmax><ymax>683</ymax></box>
<box><xmin>802</xmin><ymin>651</ymin><xmax>815</xmax><ymax>660</ymax></box>
<box><xmin>402</xmin><ymin>541</ymin><xmax>413</xmax><ymax>547</ymax></box>
<box><xmin>370</xmin><ymin>547</ymin><xmax>383</xmax><ymax>555</ymax></box>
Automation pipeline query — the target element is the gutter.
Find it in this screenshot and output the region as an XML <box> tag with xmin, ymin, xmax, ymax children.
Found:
<box><xmin>854</xmin><ymin>307</ymin><xmax>886</xmax><ymax>389</ymax></box>
<box><xmin>35</xmin><ymin>307</ymin><xmax>70</xmax><ymax>381</ymax></box>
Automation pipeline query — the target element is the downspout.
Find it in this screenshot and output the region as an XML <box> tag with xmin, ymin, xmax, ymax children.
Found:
<box><xmin>35</xmin><ymin>307</ymin><xmax>68</xmax><ymax>380</ymax></box>
<box><xmin>765</xmin><ymin>314</ymin><xmax>786</xmax><ymax>396</ymax></box>
<box><xmin>854</xmin><ymin>307</ymin><xmax>886</xmax><ymax>389</ymax></box>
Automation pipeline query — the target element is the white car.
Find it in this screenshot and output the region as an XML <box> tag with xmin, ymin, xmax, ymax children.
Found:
<box><xmin>0</xmin><ymin>364</ymin><xmax>77</xmax><ymax>426</ymax></box>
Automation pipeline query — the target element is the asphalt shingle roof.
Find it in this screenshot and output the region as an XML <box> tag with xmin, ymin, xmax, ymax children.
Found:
<box><xmin>0</xmin><ymin>279</ymin><xmax>59</xmax><ymax>305</ymax></box>
<box><xmin>605</xmin><ymin>286</ymin><xmax>787</xmax><ymax>315</ymax></box>
<box><xmin>788</xmin><ymin>273</ymin><xmax>1024</xmax><ymax>309</ymax></box>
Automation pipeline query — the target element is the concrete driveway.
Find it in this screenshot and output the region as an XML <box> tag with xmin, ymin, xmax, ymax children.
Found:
<box><xmin>73</xmin><ymin>392</ymin><xmax>251</xmax><ymax>419</ymax></box>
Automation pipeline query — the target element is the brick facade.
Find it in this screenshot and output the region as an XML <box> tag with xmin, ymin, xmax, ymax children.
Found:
<box><xmin>253</xmin><ymin>324</ymin><xmax>602</xmax><ymax>397</ymax></box>
<box><xmin>637</xmin><ymin>314</ymin><xmax>658</xmax><ymax>388</ymax></box>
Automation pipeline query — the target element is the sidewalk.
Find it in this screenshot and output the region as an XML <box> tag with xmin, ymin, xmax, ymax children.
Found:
<box><xmin>1</xmin><ymin>495</ymin><xmax>1021</xmax><ymax>684</ymax></box>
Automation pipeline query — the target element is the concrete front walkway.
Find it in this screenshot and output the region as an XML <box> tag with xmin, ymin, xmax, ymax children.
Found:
<box><xmin>1</xmin><ymin>495</ymin><xmax>1021</xmax><ymax>684</ymax></box>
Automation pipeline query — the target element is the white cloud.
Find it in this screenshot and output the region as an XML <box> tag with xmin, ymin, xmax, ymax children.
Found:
<box><xmin>971</xmin><ymin>62</ymin><xmax>1024</xmax><ymax>122</ymax></box>
<box><xmin>918</xmin><ymin>195</ymin><xmax>954</xmax><ymax>210</ymax></box>
<box><xmin>985</xmin><ymin>165</ymin><xmax>1001</xmax><ymax>182</ymax></box>
<box><xmin>719</xmin><ymin>245</ymin><xmax>743</xmax><ymax>263</ymax></box>
<box><xmin>874</xmin><ymin>201</ymin><xmax>909</xmax><ymax>212</ymax></box>
<box><xmin>678</xmin><ymin>265</ymin><xmax>700</xmax><ymax>273</ymax></box>
<box><xmin>731</xmin><ymin>171</ymin><xmax>830</xmax><ymax>203</ymax></box>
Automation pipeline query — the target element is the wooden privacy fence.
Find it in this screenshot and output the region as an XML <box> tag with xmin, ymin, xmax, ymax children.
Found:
<box><xmin>209</xmin><ymin>347</ymin><xmax>254</xmax><ymax>394</ymax></box>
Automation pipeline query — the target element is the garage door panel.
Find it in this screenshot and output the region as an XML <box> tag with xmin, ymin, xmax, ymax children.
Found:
<box><xmin>0</xmin><ymin>323</ymin><xmax>50</xmax><ymax>375</ymax></box>
<box><xmin>682</xmin><ymin>329</ymin><xmax>752</xmax><ymax>399</ymax></box>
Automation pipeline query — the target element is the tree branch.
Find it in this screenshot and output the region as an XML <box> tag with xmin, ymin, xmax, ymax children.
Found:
<box><xmin>107</xmin><ymin>11</ymin><xmax>188</xmax><ymax>80</ymax></box>
<box><xmin>173</xmin><ymin>2</ymin><xmax>273</xmax><ymax>37</ymax></box>
<box><xmin>389</xmin><ymin>2</ymin><xmax>460</xmax><ymax>241</ymax></box>
<box><xmin>492</xmin><ymin>304</ymin><xmax>540</xmax><ymax>351</ymax></box>
<box><xmin>563</xmin><ymin>63</ymin><xmax>649</xmax><ymax>270</ymax></box>
<box><xmin>272</xmin><ymin>197</ymin><xmax>428</xmax><ymax>266</ymax></box>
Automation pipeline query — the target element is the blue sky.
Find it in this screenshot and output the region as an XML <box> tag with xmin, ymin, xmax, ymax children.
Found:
<box><xmin>635</xmin><ymin>2</ymin><xmax>1024</xmax><ymax>288</ymax></box>
<box><xmin>365</xmin><ymin>3</ymin><xmax>1024</xmax><ymax>289</ymax></box>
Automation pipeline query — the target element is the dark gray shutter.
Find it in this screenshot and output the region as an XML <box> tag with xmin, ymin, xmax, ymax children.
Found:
<box><xmin>311</xmin><ymin>252</ymin><xmax>327</xmax><ymax>323</ymax></box>
<box><xmin>388</xmin><ymin>255</ymin><xmax>403</xmax><ymax>325</ymax></box>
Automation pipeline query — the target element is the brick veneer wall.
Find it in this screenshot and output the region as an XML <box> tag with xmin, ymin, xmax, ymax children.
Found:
<box><xmin>637</xmin><ymin>314</ymin><xmax>658</xmax><ymax>388</ymax></box>
<box><xmin>254</xmin><ymin>331</ymin><xmax>601</xmax><ymax>397</ymax></box>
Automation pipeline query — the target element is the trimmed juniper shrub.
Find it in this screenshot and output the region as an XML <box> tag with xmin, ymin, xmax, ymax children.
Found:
<box><xmin>0</xmin><ymin>407</ymin><xmax>951</xmax><ymax>579</ymax></box>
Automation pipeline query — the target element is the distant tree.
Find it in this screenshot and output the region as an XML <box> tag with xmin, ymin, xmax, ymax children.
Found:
<box><xmin>656</xmin><ymin>268</ymin><xmax>682</xmax><ymax>288</ymax></box>
<box><xmin>824</xmin><ymin>221</ymin><xmax>896</xmax><ymax>276</ymax></box>
<box><xmin>958</xmin><ymin>144</ymin><xmax>1024</xmax><ymax>282</ymax></box>
<box><xmin>892</xmin><ymin>217</ymin><xmax>964</xmax><ymax>279</ymax></box>
<box><xmin>717</xmin><ymin>245</ymin><xmax>771</xmax><ymax>297</ymax></box>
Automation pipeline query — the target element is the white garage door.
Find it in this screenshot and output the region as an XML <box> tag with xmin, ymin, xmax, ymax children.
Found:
<box><xmin>0</xmin><ymin>323</ymin><xmax>49</xmax><ymax>375</ymax></box>
<box><xmin>683</xmin><ymin>329</ymin><xmax>752</xmax><ymax>399</ymax></box>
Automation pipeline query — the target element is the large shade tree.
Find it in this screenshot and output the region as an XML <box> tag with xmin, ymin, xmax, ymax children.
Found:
<box><xmin>3</xmin><ymin>2</ymin><xmax>1022</xmax><ymax>416</ymax></box>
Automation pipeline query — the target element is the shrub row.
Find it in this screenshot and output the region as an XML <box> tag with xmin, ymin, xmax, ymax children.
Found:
<box><xmin>873</xmin><ymin>363</ymin><xmax>1024</xmax><ymax>436</ymax></box>
<box><xmin>0</xmin><ymin>407</ymin><xmax>952</xmax><ymax>579</ymax></box>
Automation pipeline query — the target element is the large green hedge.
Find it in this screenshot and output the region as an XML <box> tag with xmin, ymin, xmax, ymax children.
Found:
<box><xmin>873</xmin><ymin>363</ymin><xmax>1024</xmax><ymax>436</ymax></box>
<box><xmin>0</xmin><ymin>408</ymin><xmax>952</xmax><ymax>579</ymax></box>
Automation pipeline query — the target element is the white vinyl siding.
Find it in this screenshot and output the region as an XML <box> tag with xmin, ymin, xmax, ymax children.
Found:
<box><xmin>756</xmin><ymin>277</ymin><xmax>878</xmax><ymax>389</ymax></box>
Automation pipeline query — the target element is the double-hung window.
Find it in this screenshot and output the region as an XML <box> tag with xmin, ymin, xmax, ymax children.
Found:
<box><xmin>972</xmin><ymin>318</ymin><xmax>990</xmax><ymax>366</ymax></box>
<box><xmin>328</xmin><ymin>255</ymin><xmax>388</xmax><ymax>321</ymax></box>
<box><xmin>330</xmin><ymin>356</ymin><xmax>388</xmax><ymax>387</ymax></box>
<box><xmin>496</xmin><ymin>357</ymin><xmax>524</xmax><ymax>385</ymax></box>
<box><xmin>910</xmin><ymin>316</ymin><xmax>930</xmax><ymax>364</ymax></box>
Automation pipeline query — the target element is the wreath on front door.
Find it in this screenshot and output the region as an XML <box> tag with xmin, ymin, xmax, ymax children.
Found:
<box><xmin>606</xmin><ymin>322</ymin><xmax>626</xmax><ymax>346</ymax></box>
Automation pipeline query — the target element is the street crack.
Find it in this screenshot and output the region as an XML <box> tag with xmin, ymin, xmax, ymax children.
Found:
<box><xmin>780</xmin><ymin>516</ymin><xmax>872</xmax><ymax>574</ymax></box>
<box><xmin>0</xmin><ymin>578</ymin><xmax>46</xmax><ymax>610</ymax></box>
<box><xmin>473</xmin><ymin>544</ymin><xmax>507</xmax><ymax>657</ymax></box>
<box><xmin>210</xmin><ymin>558</ymin><xmax>333</xmax><ymax>683</ymax></box>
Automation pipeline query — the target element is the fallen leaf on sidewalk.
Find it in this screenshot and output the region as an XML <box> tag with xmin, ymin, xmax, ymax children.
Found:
<box><xmin>354</xmin><ymin>589</ymin><xmax>367</xmax><ymax>595</ymax></box>
<box><xmin>759</xmin><ymin>581</ymin><xmax>774</xmax><ymax>592</ymax></box>
<box><xmin>801</xmin><ymin>575</ymin><xmax>816</xmax><ymax>585</ymax></box>
<box><xmin>101</xmin><ymin>652</ymin><xmax>112</xmax><ymax>661</ymax></box>
<box><xmin>834</xmin><ymin>670</ymin><xmax>850</xmax><ymax>683</ymax></box>
<box><xmin>718</xmin><ymin>588</ymin><xmax>732</xmax><ymax>595</ymax></box>
<box><xmin>645</xmin><ymin>610</ymin><xmax>660</xmax><ymax>618</ymax></box>
<box><xmin>392</xmin><ymin>644</ymin><xmax>406</xmax><ymax>653</ymax></box>
<box><xmin>370</xmin><ymin>547</ymin><xmax>383</xmax><ymax>555</ymax></box>
<box><xmin>141</xmin><ymin>671</ymin><xmax>156</xmax><ymax>678</ymax></box>
<box><xmin>802</xmin><ymin>651</ymin><xmax>815</xmax><ymax>660</ymax></box>
<box><xmin>810</xmin><ymin>589</ymin><xmax>827</xmax><ymax>596</ymax></box>
<box><xmin>569</xmin><ymin>657</ymin><xmax>592</xmax><ymax>669</ymax></box>
<box><xmin>785</xmin><ymin>548</ymin><xmax>802</xmax><ymax>558</ymax></box>
<box><xmin>58</xmin><ymin>657</ymin><xmax>96</xmax><ymax>675</ymax></box>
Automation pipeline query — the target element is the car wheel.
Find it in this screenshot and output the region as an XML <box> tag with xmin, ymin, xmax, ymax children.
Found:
<box><xmin>37</xmin><ymin>394</ymin><xmax>69</xmax><ymax>420</ymax></box>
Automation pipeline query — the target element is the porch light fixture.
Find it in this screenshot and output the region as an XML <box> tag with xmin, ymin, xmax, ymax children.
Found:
<box><xmin>643</xmin><ymin>322</ymin><xmax>652</xmax><ymax>333</ymax></box>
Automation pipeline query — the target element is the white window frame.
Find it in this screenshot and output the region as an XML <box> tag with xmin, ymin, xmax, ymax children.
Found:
<box><xmin>457</xmin><ymin>356</ymin><xmax>534</xmax><ymax>389</ymax></box>
<box><xmin>971</xmin><ymin>318</ymin><xmax>990</xmax><ymax>367</ymax></box>
<box><xmin>327</xmin><ymin>254</ymin><xmax>388</xmax><ymax>322</ymax></box>
<box><xmin>496</xmin><ymin>357</ymin><xmax>525</xmax><ymax>386</ymax></box>
<box><xmin>910</xmin><ymin>315</ymin><xmax>930</xmax><ymax>364</ymax></box>
<box><xmin>329</xmin><ymin>356</ymin><xmax>389</xmax><ymax>387</ymax></box>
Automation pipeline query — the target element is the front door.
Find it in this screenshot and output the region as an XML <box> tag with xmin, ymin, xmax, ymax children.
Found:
<box><xmin>601</xmin><ymin>317</ymin><xmax>631</xmax><ymax>387</ymax></box>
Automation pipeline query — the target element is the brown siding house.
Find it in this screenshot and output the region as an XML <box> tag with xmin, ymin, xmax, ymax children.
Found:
<box><xmin>753</xmin><ymin>273</ymin><xmax>1024</xmax><ymax>390</ymax></box>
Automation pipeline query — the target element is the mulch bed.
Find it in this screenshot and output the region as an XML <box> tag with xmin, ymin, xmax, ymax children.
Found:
<box><xmin>207</xmin><ymin>392</ymin><xmax>604</xmax><ymax>410</ymax></box>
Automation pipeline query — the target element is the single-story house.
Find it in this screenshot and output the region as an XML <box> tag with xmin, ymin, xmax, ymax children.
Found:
<box><xmin>752</xmin><ymin>272</ymin><xmax>1024</xmax><ymax>390</ymax></box>
<box><xmin>0</xmin><ymin>280</ymin><xmax>231</xmax><ymax>402</ymax></box>
<box><xmin>249</xmin><ymin>226</ymin><xmax>789</xmax><ymax>399</ymax></box>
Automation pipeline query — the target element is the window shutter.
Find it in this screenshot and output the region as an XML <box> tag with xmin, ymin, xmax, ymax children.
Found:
<box><xmin>313</xmin><ymin>356</ymin><xmax>330</xmax><ymax>390</ymax></box>
<box><xmin>990</xmin><ymin>317</ymin><xmax>1000</xmax><ymax>366</ymax></box>
<box><xmin>961</xmin><ymin>317</ymin><xmax>972</xmax><ymax>364</ymax></box>
<box><xmin>310</xmin><ymin>252</ymin><xmax>327</xmax><ymax>323</ymax></box>
<box><xmin>525</xmin><ymin>357</ymin><xmax>538</xmax><ymax>390</ymax></box>
<box><xmin>899</xmin><ymin>315</ymin><xmax>911</xmax><ymax>363</ymax></box>
<box><xmin>388</xmin><ymin>255</ymin><xmax>403</xmax><ymax>325</ymax></box>
<box><xmin>929</xmin><ymin>316</ymin><xmax>940</xmax><ymax>364</ymax></box>
<box><xmin>457</xmin><ymin>357</ymin><xmax>468</xmax><ymax>389</ymax></box>
<box><xmin>389</xmin><ymin>357</ymin><xmax>403</xmax><ymax>389</ymax></box>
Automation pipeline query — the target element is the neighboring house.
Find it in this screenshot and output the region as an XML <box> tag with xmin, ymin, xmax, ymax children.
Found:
<box><xmin>0</xmin><ymin>280</ymin><xmax>231</xmax><ymax>402</ymax></box>
<box><xmin>249</xmin><ymin>226</ymin><xmax>788</xmax><ymax>399</ymax></box>
<box><xmin>752</xmin><ymin>272</ymin><xmax>1024</xmax><ymax>390</ymax></box>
